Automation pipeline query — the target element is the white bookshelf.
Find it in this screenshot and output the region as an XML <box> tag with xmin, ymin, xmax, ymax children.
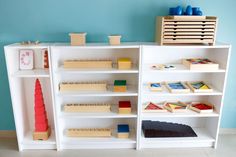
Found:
<box><xmin>4</xmin><ymin>42</ymin><xmax>231</xmax><ymax>151</ymax></box>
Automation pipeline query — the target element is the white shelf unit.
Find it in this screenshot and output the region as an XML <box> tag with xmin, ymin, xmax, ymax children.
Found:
<box><xmin>4</xmin><ymin>44</ymin><xmax>56</xmax><ymax>151</ymax></box>
<box><xmin>139</xmin><ymin>45</ymin><xmax>231</xmax><ymax>149</ymax></box>
<box><xmin>50</xmin><ymin>44</ymin><xmax>140</xmax><ymax>150</ymax></box>
<box><xmin>4</xmin><ymin>42</ymin><xmax>231</xmax><ymax>150</ymax></box>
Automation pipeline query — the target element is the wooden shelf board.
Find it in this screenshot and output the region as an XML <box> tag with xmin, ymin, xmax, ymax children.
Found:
<box><xmin>12</xmin><ymin>69</ymin><xmax>50</xmax><ymax>78</ymax></box>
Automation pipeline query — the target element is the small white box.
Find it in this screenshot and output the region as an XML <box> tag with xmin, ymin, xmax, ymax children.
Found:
<box><xmin>19</xmin><ymin>49</ymin><xmax>34</xmax><ymax>70</ymax></box>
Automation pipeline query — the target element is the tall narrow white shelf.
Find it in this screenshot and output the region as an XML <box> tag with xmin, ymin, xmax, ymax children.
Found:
<box><xmin>4</xmin><ymin>43</ymin><xmax>56</xmax><ymax>151</ymax></box>
<box><xmin>4</xmin><ymin>42</ymin><xmax>231</xmax><ymax>151</ymax></box>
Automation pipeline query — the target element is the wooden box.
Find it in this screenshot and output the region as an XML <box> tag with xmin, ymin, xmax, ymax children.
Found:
<box><xmin>69</xmin><ymin>33</ymin><xmax>87</xmax><ymax>46</ymax></box>
<box><xmin>117</xmin><ymin>124</ymin><xmax>129</xmax><ymax>139</ymax></box>
<box><xmin>149</xmin><ymin>82</ymin><xmax>163</xmax><ymax>92</ymax></box>
<box><xmin>114</xmin><ymin>80</ymin><xmax>127</xmax><ymax>92</ymax></box>
<box><xmin>189</xmin><ymin>102</ymin><xmax>214</xmax><ymax>113</ymax></box>
<box><xmin>143</xmin><ymin>102</ymin><xmax>167</xmax><ymax>113</ymax></box>
<box><xmin>108</xmin><ymin>35</ymin><xmax>121</xmax><ymax>45</ymax></box>
<box><xmin>63</xmin><ymin>60</ymin><xmax>113</xmax><ymax>69</ymax></box>
<box><xmin>164</xmin><ymin>101</ymin><xmax>188</xmax><ymax>113</ymax></box>
<box><xmin>118</xmin><ymin>101</ymin><xmax>131</xmax><ymax>114</ymax></box>
<box><xmin>33</xmin><ymin>127</ymin><xmax>51</xmax><ymax>141</ymax></box>
<box><xmin>156</xmin><ymin>16</ymin><xmax>218</xmax><ymax>45</ymax></box>
<box><xmin>117</xmin><ymin>58</ymin><xmax>132</xmax><ymax>70</ymax></box>
<box><xmin>66</xmin><ymin>128</ymin><xmax>112</xmax><ymax>137</ymax></box>
<box><xmin>165</xmin><ymin>81</ymin><xmax>190</xmax><ymax>93</ymax></box>
<box><xmin>59</xmin><ymin>82</ymin><xmax>107</xmax><ymax>92</ymax></box>
<box><xmin>64</xmin><ymin>104</ymin><xmax>111</xmax><ymax>112</ymax></box>
<box><xmin>187</xmin><ymin>81</ymin><xmax>213</xmax><ymax>93</ymax></box>
<box><xmin>182</xmin><ymin>58</ymin><xmax>219</xmax><ymax>71</ymax></box>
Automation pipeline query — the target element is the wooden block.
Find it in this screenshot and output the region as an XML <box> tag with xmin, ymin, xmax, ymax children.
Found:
<box><xmin>117</xmin><ymin>58</ymin><xmax>132</xmax><ymax>69</ymax></box>
<box><xmin>165</xmin><ymin>81</ymin><xmax>190</xmax><ymax>93</ymax></box>
<box><xmin>189</xmin><ymin>102</ymin><xmax>214</xmax><ymax>113</ymax></box>
<box><xmin>164</xmin><ymin>101</ymin><xmax>188</xmax><ymax>113</ymax></box>
<box><xmin>187</xmin><ymin>81</ymin><xmax>213</xmax><ymax>93</ymax></box>
<box><xmin>63</xmin><ymin>60</ymin><xmax>113</xmax><ymax>69</ymax></box>
<box><xmin>66</xmin><ymin>128</ymin><xmax>112</xmax><ymax>137</ymax></box>
<box><xmin>33</xmin><ymin>127</ymin><xmax>51</xmax><ymax>141</ymax></box>
<box><xmin>64</xmin><ymin>104</ymin><xmax>111</xmax><ymax>112</ymax></box>
<box><xmin>114</xmin><ymin>86</ymin><xmax>126</xmax><ymax>92</ymax></box>
<box><xmin>182</xmin><ymin>58</ymin><xmax>219</xmax><ymax>71</ymax></box>
<box><xmin>119</xmin><ymin>108</ymin><xmax>131</xmax><ymax>114</ymax></box>
<box><xmin>69</xmin><ymin>33</ymin><xmax>86</xmax><ymax>46</ymax></box>
<box><xmin>108</xmin><ymin>35</ymin><xmax>121</xmax><ymax>45</ymax></box>
<box><xmin>59</xmin><ymin>82</ymin><xmax>107</xmax><ymax>92</ymax></box>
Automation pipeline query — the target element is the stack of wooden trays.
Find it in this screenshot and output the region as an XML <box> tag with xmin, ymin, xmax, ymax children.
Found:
<box><xmin>156</xmin><ymin>16</ymin><xmax>218</xmax><ymax>45</ymax></box>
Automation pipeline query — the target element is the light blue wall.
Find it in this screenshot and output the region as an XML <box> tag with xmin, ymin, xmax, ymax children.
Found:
<box><xmin>0</xmin><ymin>0</ymin><xmax>236</xmax><ymax>130</ymax></box>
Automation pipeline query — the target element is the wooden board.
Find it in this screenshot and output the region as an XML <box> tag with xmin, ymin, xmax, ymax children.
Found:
<box><xmin>64</xmin><ymin>104</ymin><xmax>111</xmax><ymax>112</ymax></box>
<box><xmin>66</xmin><ymin>128</ymin><xmax>112</xmax><ymax>137</ymax></box>
<box><xmin>64</xmin><ymin>60</ymin><xmax>112</xmax><ymax>69</ymax></box>
<box><xmin>59</xmin><ymin>82</ymin><xmax>107</xmax><ymax>91</ymax></box>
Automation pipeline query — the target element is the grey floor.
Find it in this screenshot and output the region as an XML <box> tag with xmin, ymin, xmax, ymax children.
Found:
<box><xmin>0</xmin><ymin>134</ymin><xmax>236</xmax><ymax>157</ymax></box>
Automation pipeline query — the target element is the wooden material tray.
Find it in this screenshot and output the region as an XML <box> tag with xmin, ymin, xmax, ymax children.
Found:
<box><xmin>188</xmin><ymin>102</ymin><xmax>214</xmax><ymax>113</ymax></box>
<box><xmin>182</xmin><ymin>58</ymin><xmax>219</xmax><ymax>71</ymax></box>
<box><xmin>186</xmin><ymin>81</ymin><xmax>213</xmax><ymax>93</ymax></box>
<box><xmin>64</xmin><ymin>60</ymin><xmax>112</xmax><ymax>69</ymax></box>
<box><xmin>64</xmin><ymin>104</ymin><xmax>111</xmax><ymax>112</ymax></box>
<box><xmin>165</xmin><ymin>81</ymin><xmax>190</xmax><ymax>93</ymax></box>
<box><xmin>66</xmin><ymin>128</ymin><xmax>112</xmax><ymax>137</ymax></box>
<box><xmin>59</xmin><ymin>82</ymin><xmax>107</xmax><ymax>91</ymax></box>
<box><xmin>156</xmin><ymin>16</ymin><xmax>218</xmax><ymax>45</ymax></box>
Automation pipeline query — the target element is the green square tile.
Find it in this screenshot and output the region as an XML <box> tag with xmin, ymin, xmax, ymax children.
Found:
<box><xmin>114</xmin><ymin>80</ymin><xmax>126</xmax><ymax>86</ymax></box>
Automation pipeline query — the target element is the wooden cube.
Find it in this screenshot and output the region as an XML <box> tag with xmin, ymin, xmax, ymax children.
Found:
<box><xmin>108</xmin><ymin>35</ymin><xmax>121</xmax><ymax>45</ymax></box>
<box><xmin>117</xmin><ymin>124</ymin><xmax>129</xmax><ymax>139</ymax></box>
<box><xmin>69</xmin><ymin>33</ymin><xmax>87</xmax><ymax>46</ymax></box>
<box><xmin>114</xmin><ymin>80</ymin><xmax>127</xmax><ymax>92</ymax></box>
<box><xmin>118</xmin><ymin>58</ymin><xmax>132</xmax><ymax>70</ymax></box>
<box><xmin>33</xmin><ymin>127</ymin><xmax>51</xmax><ymax>141</ymax></box>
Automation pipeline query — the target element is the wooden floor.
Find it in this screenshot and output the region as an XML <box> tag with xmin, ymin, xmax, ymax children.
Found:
<box><xmin>0</xmin><ymin>134</ymin><xmax>236</xmax><ymax>157</ymax></box>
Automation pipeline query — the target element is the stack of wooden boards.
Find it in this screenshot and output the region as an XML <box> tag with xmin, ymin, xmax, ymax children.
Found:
<box><xmin>156</xmin><ymin>16</ymin><xmax>218</xmax><ymax>45</ymax></box>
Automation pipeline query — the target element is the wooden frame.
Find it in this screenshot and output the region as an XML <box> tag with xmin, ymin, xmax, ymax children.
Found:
<box><xmin>63</xmin><ymin>60</ymin><xmax>113</xmax><ymax>69</ymax></box>
<box><xmin>182</xmin><ymin>58</ymin><xmax>219</xmax><ymax>71</ymax></box>
<box><xmin>187</xmin><ymin>81</ymin><xmax>213</xmax><ymax>93</ymax></box>
<box><xmin>64</xmin><ymin>104</ymin><xmax>111</xmax><ymax>112</ymax></box>
<box><xmin>165</xmin><ymin>81</ymin><xmax>190</xmax><ymax>93</ymax></box>
<box><xmin>59</xmin><ymin>82</ymin><xmax>107</xmax><ymax>92</ymax></box>
<box><xmin>164</xmin><ymin>101</ymin><xmax>188</xmax><ymax>113</ymax></box>
<box><xmin>66</xmin><ymin>128</ymin><xmax>112</xmax><ymax>137</ymax></box>
<box><xmin>188</xmin><ymin>102</ymin><xmax>214</xmax><ymax>113</ymax></box>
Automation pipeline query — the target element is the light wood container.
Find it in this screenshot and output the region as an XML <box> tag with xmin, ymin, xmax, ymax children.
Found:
<box><xmin>64</xmin><ymin>104</ymin><xmax>111</xmax><ymax>112</ymax></box>
<box><xmin>69</xmin><ymin>33</ymin><xmax>87</xmax><ymax>46</ymax></box>
<box><xmin>156</xmin><ymin>16</ymin><xmax>218</xmax><ymax>45</ymax></box>
<box><xmin>59</xmin><ymin>82</ymin><xmax>107</xmax><ymax>92</ymax></box>
<box><xmin>108</xmin><ymin>35</ymin><xmax>121</xmax><ymax>45</ymax></box>
<box><xmin>63</xmin><ymin>60</ymin><xmax>113</xmax><ymax>69</ymax></box>
<box><xmin>66</xmin><ymin>128</ymin><xmax>112</xmax><ymax>137</ymax></box>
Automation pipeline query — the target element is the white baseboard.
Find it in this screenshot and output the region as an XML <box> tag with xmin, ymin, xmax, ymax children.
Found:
<box><xmin>0</xmin><ymin>130</ymin><xmax>16</xmax><ymax>138</ymax></box>
<box><xmin>219</xmin><ymin>128</ymin><xmax>236</xmax><ymax>134</ymax></box>
<box><xmin>0</xmin><ymin>129</ymin><xmax>236</xmax><ymax>138</ymax></box>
